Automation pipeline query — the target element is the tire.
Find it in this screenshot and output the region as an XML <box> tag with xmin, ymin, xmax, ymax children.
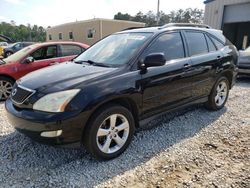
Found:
<box><xmin>83</xmin><ymin>104</ymin><xmax>135</xmax><ymax>160</ymax></box>
<box><xmin>5</xmin><ymin>51</ymin><xmax>13</xmax><ymax>58</ymax></box>
<box><xmin>0</xmin><ymin>76</ymin><xmax>14</xmax><ymax>101</ymax></box>
<box><xmin>205</xmin><ymin>76</ymin><xmax>230</xmax><ymax>111</ymax></box>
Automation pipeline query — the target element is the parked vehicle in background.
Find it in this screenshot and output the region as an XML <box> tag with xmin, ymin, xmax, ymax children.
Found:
<box><xmin>238</xmin><ymin>46</ymin><xmax>250</xmax><ymax>75</ymax></box>
<box><xmin>0</xmin><ymin>42</ymin><xmax>9</xmax><ymax>57</ymax></box>
<box><xmin>3</xmin><ymin>42</ymin><xmax>35</xmax><ymax>58</ymax></box>
<box><xmin>5</xmin><ymin>24</ymin><xmax>238</xmax><ymax>160</ymax></box>
<box><xmin>0</xmin><ymin>41</ymin><xmax>89</xmax><ymax>100</ymax></box>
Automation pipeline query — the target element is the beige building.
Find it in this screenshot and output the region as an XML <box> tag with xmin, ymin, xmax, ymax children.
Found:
<box><xmin>204</xmin><ymin>0</ymin><xmax>250</xmax><ymax>49</ymax></box>
<box><xmin>46</xmin><ymin>18</ymin><xmax>145</xmax><ymax>46</ymax></box>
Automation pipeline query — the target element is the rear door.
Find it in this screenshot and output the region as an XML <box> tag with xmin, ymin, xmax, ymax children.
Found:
<box><xmin>59</xmin><ymin>44</ymin><xmax>85</xmax><ymax>62</ymax></box>
<box><xmin>140</xmin><ymin>31</ymin><xmax>194</xmax><ymax>117</ymax></box>
<box><xmin>183</xmin><ymin>31</ymin><xmax>222</xmax><ymax>98</ymax></box>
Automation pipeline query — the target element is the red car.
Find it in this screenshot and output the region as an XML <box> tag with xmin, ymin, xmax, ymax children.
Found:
<box><xmin>0</xmin><ymin>42</ymin><xmax>89</xmax><ymax>100</ymax></box>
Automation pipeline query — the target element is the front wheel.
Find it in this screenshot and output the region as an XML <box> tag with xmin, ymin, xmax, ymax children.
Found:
<box><xmin>0</xmin><ymin>76</ymin><xmax>14</xmax><ymax>101</ymax></box>
<box><xmin>5</xmin><ymin>51</ymin><xmax>13</xmax><ymax>58</ymax></box>
<box><xmin>205</xmin><ymin>77</ymin><xmax>229</xmax><ymax>111</ymax></box>
<box><xmin>83</xmin><ymin>104</ymin><xmax>135</xmax><ymax>160</ymax></box>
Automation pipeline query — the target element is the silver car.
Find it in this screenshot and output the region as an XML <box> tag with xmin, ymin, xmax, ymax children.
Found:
<box><xmin>238</xmin><ymin>46</ymin><xmax>250</xmax><ymax>75</ymax></box>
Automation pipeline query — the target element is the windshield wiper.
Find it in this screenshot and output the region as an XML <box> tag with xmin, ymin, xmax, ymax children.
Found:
<box><xmin>73</xmin><ymin>60</ymin><xmax>110</xmax><ymax>67</ymax></box>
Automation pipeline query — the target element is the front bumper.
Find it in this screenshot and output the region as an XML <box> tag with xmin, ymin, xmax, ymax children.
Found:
<box><xmin>5</xmin><ymin>99</ymin><xmax>89</xmax><ymax>146</ymax></box>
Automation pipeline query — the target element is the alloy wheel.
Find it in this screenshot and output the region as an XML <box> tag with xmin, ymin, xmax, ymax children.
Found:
<box><xmin>0</xmin><ymin>80</ymin><xmax>13</xmax><ymax>100</ymax></box>
<box><xmin>215</xmin><ymin>80</ymin><xmax>228</xmax><ymax>107</ymax></box>
<box><xmin>96</xmin><ymin>114</ymin><xmax>130</xmax><ymax>154</ymax></box>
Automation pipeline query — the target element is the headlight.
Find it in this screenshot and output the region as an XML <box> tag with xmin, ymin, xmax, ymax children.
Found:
<box><xmin>33</xmin><ymin>89</ymin><xmax>80</xmax><ymax>112</ymax></box>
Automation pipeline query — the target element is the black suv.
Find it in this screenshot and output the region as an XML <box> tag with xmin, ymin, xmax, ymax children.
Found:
<box><xmin>4</xmin><ymin>42</ymin><xmax>34</xmax><ymax>57</ymax></box>
<box><xmin>6</xmin><ymin>23</ymin><xmax>238</xmax><ymax>160</ymax></box>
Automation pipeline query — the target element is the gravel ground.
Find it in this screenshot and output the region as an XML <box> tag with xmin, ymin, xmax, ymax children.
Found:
<box><xmin>0</xmin><ymin>78</ymin><xmax>249</xmax><ymax>187</ymax></box>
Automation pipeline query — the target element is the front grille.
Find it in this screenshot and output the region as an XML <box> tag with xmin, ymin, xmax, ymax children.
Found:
<box><xmin>11</xmin><ymin>85</ymin><xmax>35</xmax><ymax>104</ymax></box>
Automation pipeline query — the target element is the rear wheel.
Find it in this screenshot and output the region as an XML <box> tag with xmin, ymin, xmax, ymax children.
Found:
<box><xmin>83</xmin><ymin>104</ymin><xmax>135</xmax><ymax>160</ymax></box>
<box><xmin>205</xmin><ymin>77</ymin><xmax>229</xmax><ymax>110</ymax></box>
<box><xmin>0</xmin><ymin>76</ymin><xmax>14</xmax><ymax>101</ymax></box>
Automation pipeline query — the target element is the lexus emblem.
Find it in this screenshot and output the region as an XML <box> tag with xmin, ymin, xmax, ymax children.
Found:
<box><xmin>12</xmin><ymin>89</ymin><xmax>17</xmax><ymax>96</ymax></box>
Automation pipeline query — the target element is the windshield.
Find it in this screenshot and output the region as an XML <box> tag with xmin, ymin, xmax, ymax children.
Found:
<box><xmin>74</xmin><ymin>32</ymin><xmax>152</xmax><ymax>66</ymax></box>
<box><xmin>3</xmin><ymin>45</ymin><xmax>37</xmax><ymax>62</ymax></box>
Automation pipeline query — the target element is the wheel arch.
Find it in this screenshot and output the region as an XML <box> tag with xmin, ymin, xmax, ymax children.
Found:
<box><xmin>83</xmin><ymin>97</ymin><xmax>140</xmax><ymax>134</ymax></box>
<box><xmin>0</xmin><ymin>74</ymin><xmax>16</xmax><ymax>82</ymax></box>
<box><xmin>220</xmin><ymin>71</ymin><xmax>233</xmax><ymax>89</ymax></box>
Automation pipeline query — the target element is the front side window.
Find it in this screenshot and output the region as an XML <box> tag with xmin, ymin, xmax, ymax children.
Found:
<box><xmin>143</xmin><ymin>32</ymin><xmax>185</xmax><ymax>61</ymax></box>
<box><xmin>185</xmin><ymin>31</ymin><xmax>208</xmax><ymax>56</ymax></box>
<box><xmin>61</xmin><ymin>45</ymin><xmax>82</xmax><ymax>56</ymax></box>
<box><xmin>75</xmin><ymin>32</ymin><xmax>152</xmax><ymax>66</ymax></box>
<box><xmin>31</xmin><ymin>48</ymin><xmax>44</xmax><ymax>60</ymax></box>
<box><xmin>30</xmin><ymin>45</ymin><xmax>57</xmax><ymax>60</ymax></box>
<box><xmin>46</xmin><ymin>46</ymin><xmax>57</xmax><ymax>59</ymax></box>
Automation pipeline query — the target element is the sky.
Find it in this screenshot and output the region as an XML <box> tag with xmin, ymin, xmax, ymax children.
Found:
<box><xmin>0</xmin><ymin>0</ymin><xmax>205</xmax><ymax>27</ymax></box>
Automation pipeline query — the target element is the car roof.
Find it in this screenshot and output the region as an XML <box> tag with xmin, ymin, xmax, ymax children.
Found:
<box><xmin>117</xmin><ymin>24</ymin><xmax>225</xmax><ymax>43</ymax></box>
<box><xmin>32</xmin><ymin>41</ymin><xmax>89</xmax><ymax>48</ymax></box>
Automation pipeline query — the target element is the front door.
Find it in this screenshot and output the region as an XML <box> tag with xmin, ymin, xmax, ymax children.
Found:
<box><xmin>139</xmin><ymin>32</ymin><xmax>194</xmax><ymax>118</ymax></box>
<box><xmin>17</xmin><ymin>45</ymin><xmax>61</xmax><ymax>78</ymax></box>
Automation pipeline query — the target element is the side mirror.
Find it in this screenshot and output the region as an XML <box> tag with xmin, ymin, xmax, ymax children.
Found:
<box><xmin>141</xmin><ymin>53</ymin><xmax>166</xmax><ymax>69</ymax></box>
<box><xmin>23</xmin><ymin>56</ymin><xmax>34</xmax><ymax>64</ymax></box>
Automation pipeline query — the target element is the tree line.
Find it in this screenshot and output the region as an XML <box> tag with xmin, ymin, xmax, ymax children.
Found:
<box><xmin>0</xmin><ymin>21</ymin><xmax>46</xmax><ymax>42</ymax></box>
<box><xmin>114</xmin><ymin>8</ymin><xmax>204</xmax><ymax>26</ymax></box>
<box><xmin>0</xmin><ymin>8</ymin><xmax>204</xmax><ymax>42</ymax></box>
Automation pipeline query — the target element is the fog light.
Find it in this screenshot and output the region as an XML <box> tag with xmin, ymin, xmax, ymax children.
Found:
<box><xmin>40</xmin><ymin>130</ymin><xmax>62</xmax><ymax>137</ymax></box>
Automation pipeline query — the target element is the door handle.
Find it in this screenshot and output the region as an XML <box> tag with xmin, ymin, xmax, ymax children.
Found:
<box><xmin>49</xmin><ymin>62</ymin><xmax>59</xmax><ymax>66</ymax></box>
<box><xmin>183</xmin><ymin>64</ymin><xmax>191</xmax><ymax>69</ymax></box>
<box><xmin>217</xmin><ymin>56</ymin><xmax>222</xmax><ymax>60</ymax></box>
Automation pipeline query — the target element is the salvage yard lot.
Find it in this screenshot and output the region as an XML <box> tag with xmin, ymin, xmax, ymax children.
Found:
<box><xmin>0</xmin><ymin>78</ymin><xmax>249</xmax><ymax>187</ymax></box>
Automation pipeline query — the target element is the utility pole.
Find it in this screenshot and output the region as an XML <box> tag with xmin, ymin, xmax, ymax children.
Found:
<box><xmin>157</xmin><ymin>0</ymin><xmax>160</xmax><ymax>25</ymax></box>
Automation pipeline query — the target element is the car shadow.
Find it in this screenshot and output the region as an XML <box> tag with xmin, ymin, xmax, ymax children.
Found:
<box><xmin>0</xmin><ymin>105</ymin><xmax>226</xmax><ymax>187</ymax></box>
<box><xmin>237</xmin><ymin>76</ymin><xmax>250</xmax><ymax>88</ymax></box>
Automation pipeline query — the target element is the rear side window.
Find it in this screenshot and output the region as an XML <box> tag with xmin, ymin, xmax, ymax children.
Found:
<box><xmin>210</xmin><ymin>37</ymin><xmax>225</xmax><ymax>50</ymax></box>
<box><xmin>144</xmin><ymin>32</ymin><xmax>185</xmax><ymax>61</ymax></box>
<box><xmin>185</xmin><ymin>32</ymin><xmax>208</xmax><ymax>56</ymax></box>
<box><xmin>205</xmin><ymin>34</ymin><xmax>217</xmax><ymax>52</ymax></box>
<box><xmin>61</xmin><ymin>45</ymin><xmax>82</xmax><ymax>56</ymax></box>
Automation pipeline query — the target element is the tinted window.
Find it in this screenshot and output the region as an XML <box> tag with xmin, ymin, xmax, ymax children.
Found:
<box><xmin>205</xmin><ymin>34</ymin><xmax>216</xmax><ymax>52</ymax></box>
<box><xmin>144</xmin><ymin>32</ymin><xmax>185</xmax><ymax>61</ymax></box>
<box><xmin>31</xmin><ymin>45</ymin><xmax>57</xmax><ymax>60</ymax></box>
<box><xmin>31</xmin><ymin>48</ymin><xmax>44</xmax><ymax>60</ymax></box>
<box><xmin>186</xmin><ymin>32</ymin><xmax>208</xmax><ymax>56</ymax></box>
<box><xmin>61</xmin><ymin>45</ymin><xmax>82</xmax><ymax>56</ymax></box>
<box><xmin>210</xmin><ymin>37</ymin><xmax>225</xmax><ymax>50</ymax></box>
<box><xmin>46</xmin><ymin>46</ymin><xmax>57</xmax><ymax>58</ymax></box>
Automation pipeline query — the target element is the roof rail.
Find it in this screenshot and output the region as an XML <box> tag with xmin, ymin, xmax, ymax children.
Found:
<box><xmin>121</xmin><ymin>27</ymin><xmax>144</xmax><ymax>31</ymax></box>
<box><xmin>161</xmin><ymin>23</ymin><xmax>211</xmax><ymax>29</ymax></box>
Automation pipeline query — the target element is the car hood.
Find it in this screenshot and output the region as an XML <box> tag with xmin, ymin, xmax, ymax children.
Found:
<box><xmin>18</xmin><ymin>62</ymin><xmax>117</xmax><ymax>92</ymax></box>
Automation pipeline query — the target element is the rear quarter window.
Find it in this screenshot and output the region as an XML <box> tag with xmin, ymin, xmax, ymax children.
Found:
<box><xmin>210</xmin><ymin>36</ymin><xmax>225</xmax><ymax>50</ymax></box>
